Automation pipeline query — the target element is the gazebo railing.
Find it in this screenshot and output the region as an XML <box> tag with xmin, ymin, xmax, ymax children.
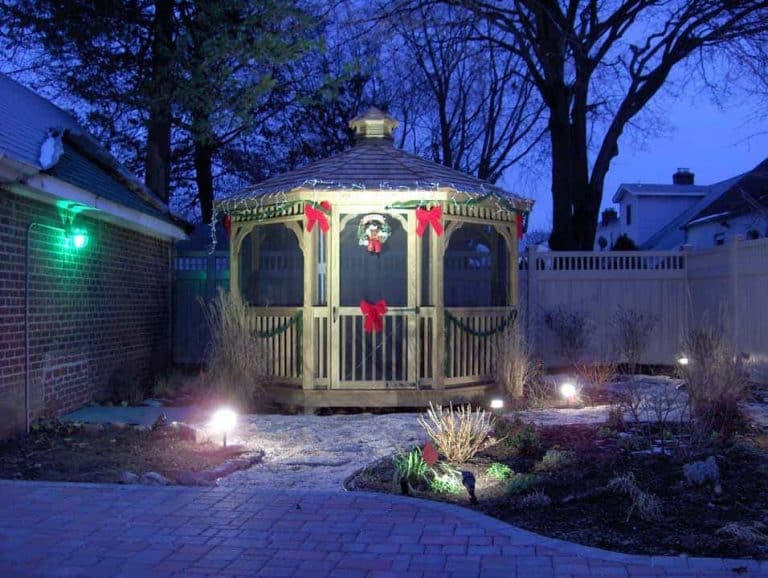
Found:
<box><xmin>245</xmin><ymin>307</ymin><xmax>303</xmax><ymax>384</ymax></box>
<box><xmin>444</xmin><ymin>307</ymin><xmax>516</xmax><ymax>385</ymax></box>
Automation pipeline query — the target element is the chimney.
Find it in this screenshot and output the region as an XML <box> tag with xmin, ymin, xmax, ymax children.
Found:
<box><xmin>601</xmin><ymin>208</ymin><xmax>618</xmax><ymax>226</ymax></box>
<box><xmin>673</xmin><ymin>168</ymin><xmax>694</xmax><ymax>185</ymax></box>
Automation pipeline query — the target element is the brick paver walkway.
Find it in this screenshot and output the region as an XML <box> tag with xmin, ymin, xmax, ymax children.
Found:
<box><xmin>0</xmin><ymin>480</ymin><xmax>764</xmax><ymax>577</ymax></box>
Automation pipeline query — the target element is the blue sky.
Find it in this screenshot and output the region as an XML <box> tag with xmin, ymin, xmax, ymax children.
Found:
<box><xmin>504</xmin><ymin>87</ymin><xmax>768</xmax><ymax>233</ymax></box>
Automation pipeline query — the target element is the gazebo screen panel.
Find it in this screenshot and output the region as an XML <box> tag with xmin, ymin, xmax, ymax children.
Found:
<box><xmin>444</xmin><ymin>224</ymin><xmax>508</xmax><ymax>307</ymax></box>
<box><xmin>239</xmin><ymin>223</ymin><xmax>303</xmax><ymax>307</ymax></box>
<box><xmin>339</xmin><ymin>215</ymin><xmax>407</xmax><ymax>306</ymax></box>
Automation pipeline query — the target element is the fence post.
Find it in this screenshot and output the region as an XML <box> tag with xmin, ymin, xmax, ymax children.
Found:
<box><xmin>526</xmin><ymin>245</ymin><xmax>537</xmax><ymax>354</ymax></box>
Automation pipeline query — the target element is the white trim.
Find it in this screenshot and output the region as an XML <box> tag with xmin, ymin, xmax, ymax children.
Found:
<box><xmin>5</xmin><ymin>170</ymin><xmax>187</xmax><ymax>241</ymax></box>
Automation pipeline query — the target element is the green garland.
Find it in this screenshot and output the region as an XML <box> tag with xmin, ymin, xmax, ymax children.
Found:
<box><xmin>443</xmin><ymin>308</ymin><xmax>518</xmax><ymax>375</ymax></box>
<box><xmin>445</xmin><ymin>308</ymin><xmax>518</xmax><ymax>337</ymax></box>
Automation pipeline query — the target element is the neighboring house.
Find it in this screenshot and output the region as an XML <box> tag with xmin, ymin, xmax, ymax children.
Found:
<box><xmin>683</xmin><ymin>158</ymin><xmax>768</xmax><ymax>247</ymax></box>
<box><xmin>595</xmin><ymin>163</ymin><xmax>768</xmax><ymax>250</ymax></box>
<box><xmin>0</xmin><ymin>74</ymin><xmax>187</xmax><ymax>436</ymax></box>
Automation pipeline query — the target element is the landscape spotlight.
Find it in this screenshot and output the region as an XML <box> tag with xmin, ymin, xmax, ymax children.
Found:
<box><xmin>677</xmin><ymin>355</ymin><xmax>689</xmax><ymax>366</ymax></box>
<box><xmin>209</xmin><ymin>408</ymin><xmax>237</xmax><ymax>447</ymax></box>
<box><xmin>560</xmin><ymin>382</ymin><xmax>577</xmax><ymax>401</ymax></box>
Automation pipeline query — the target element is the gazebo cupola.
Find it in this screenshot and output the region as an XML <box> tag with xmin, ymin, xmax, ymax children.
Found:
<box><xmin>217</xmin><ymin>108</ymin><xmax>533</xmax><ymax>410</ymax></box>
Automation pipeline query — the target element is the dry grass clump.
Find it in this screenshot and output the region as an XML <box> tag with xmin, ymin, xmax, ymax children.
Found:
<box><xmin>494</xmin><ymin>322</ymin><xmax>538</xmax><ymax>398</ymax></box>
<box><xmin>418</xmin><ymin>403</ymin><xmax>494</xmax><ymax>463</ymax></box>
<box><xmin>201</xmin><ymin>288</ymin><xmax>267</xmax><ymax>410</ymax></box>
<box><xmin>680</xmin><ymin>324</ymin><xmax>750</xmax><ymax>435</ymax></box>
<box><xmin>608</xmin><ymin>472</ymin><xmax>663</xmax><ymax>522</ymax></box>
<box><xmin>519</xmin><ymin>489</ymin><xmax>552</xmax><ymax>508</ymax></box>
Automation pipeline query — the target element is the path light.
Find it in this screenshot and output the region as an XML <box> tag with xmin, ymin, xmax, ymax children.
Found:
<box><xmin>490</xmin><ymin>398</ymin><xmax>504</xmax><ymax>415</ymax></box>
<box><xmin>560</xmin><ymin>382</ymin><xmax>577</xmax><ymax>403</ymax></box>
<box><xmin>210</xmin><ymin>408</ymin><xmax>237</xmax><ymax>447</ymax></box>
<box><xmin>677</xmin><ymin>355</ymin><xmax>689</xmax><ymax>366</ymax></box>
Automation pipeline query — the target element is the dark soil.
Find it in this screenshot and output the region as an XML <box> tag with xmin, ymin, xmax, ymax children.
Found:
<box><xmin>348</xmin><ymin>420</ymin><xmax>768</xmax><ymax>559</ymax></box>
<box><xmin>0</xmin><ymin>421</ymin><xmax>249</xmax><ymax>484</ymax></box>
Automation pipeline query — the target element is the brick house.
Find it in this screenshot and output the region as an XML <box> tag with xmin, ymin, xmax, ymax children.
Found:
<box><xmin>0</xmin><ymin>74</ymin><xmax>187</xmax><ymax>436</ymax></box>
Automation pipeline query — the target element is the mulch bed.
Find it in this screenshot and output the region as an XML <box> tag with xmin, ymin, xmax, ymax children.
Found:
<box><xmin>348</xmin><ymin>420</ymin><xmax>768</xmax><ymax>559</ymax></box>
<box><xmin>0</xmin><ymin>421</ymin><xmax>250</xmax><ymax>484</ymax></box>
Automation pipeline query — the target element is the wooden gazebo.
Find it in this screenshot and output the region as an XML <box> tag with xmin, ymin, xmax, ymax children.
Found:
<box><xmin>217</xmin><ymin>108</ymin><xmax>533</xmax><ymax>409</ymax></box>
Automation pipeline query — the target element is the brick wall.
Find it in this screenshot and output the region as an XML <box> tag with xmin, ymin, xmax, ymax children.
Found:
<box><xmin>0</xmin><ymin>189</ymin><xmax>172</xmax><ymax>434</ymax></box>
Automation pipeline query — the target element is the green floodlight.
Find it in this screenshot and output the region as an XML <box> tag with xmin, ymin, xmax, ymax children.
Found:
<box><xmin>67</xmin><ymin>227</ymin><xmax>89</xmax><ymax>250</ymax></box>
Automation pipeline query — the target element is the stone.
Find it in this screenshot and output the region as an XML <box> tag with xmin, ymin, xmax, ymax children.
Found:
<box><xmin>120</xmin><ymin>471</ymin><xmax>139</xmax><ymax>484</ymax></box>
<box><xmin>140</xmin><ymin>471</ymin><xmax>172</xmax><ymax>486</ymax></box>
<box><xmin>171</xmin><ymin>422</ymin><xmax>208</xmax><ymax>443</ymax></box>
<box><xmin>683</xmin><ymin>456</ymin><xmax>720</xmax><ymax>486</ymax></box>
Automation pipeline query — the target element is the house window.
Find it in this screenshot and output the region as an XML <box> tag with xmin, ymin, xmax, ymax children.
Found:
<box><xmin>714</xmin><ymin>232</ymin><xmax>725</xmax><ymax>246</ymax></box>
<box><xmin>625</xmin><ymin>204</ymin><xmax>632</xmax><ymax>226</ymax></box>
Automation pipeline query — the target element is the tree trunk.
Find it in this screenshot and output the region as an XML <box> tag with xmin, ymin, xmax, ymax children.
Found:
<box><xmin>194</xmin><ymin>139</ymin><xmax>215</xmax><ymax>225</ymax></box>
<box><xmin>144</xmin><ymin>0</ymin><xmax>173</xmax><ymax>203</ymax></box>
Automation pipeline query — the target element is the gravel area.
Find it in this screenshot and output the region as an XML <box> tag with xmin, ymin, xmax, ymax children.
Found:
<box><xmin>217</xmin><ymin>413</ymin><xmax>427</xmax><ymax>490</ymax></box>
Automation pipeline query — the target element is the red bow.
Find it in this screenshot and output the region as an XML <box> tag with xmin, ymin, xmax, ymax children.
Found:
<box><xmin>415</xmin><ymin>206</ymin><xmax>443</xmax><ymax>237</ymax></box>
<box><xmin>367</xmin><ymin>238</ymin><xmax>382</xmax><ymax>253</ymax></box>
<box><xmin>305</xmin><ymin>202</ymin><xmax>330</xmax><ymax>233</ymax></box>
<box><xmin>516</xmin><ymin>212</ymin><xmax>524</xmax><ymax>240</ymax></box>
<box><xmin>360</xmin><ymin>299</ymin><xmax>387</xmax><ymax>333</ymax></box>
<box><xmin>222</xmin><ymin>214</ymin><xmax>232</xmax><ymax>240</ymax></box>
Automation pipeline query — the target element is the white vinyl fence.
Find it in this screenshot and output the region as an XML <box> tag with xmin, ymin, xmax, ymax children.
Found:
<box><xmin>520</xmin><ymin>237</ymin><xmax>768</xmax><ymax>372</ymax></box>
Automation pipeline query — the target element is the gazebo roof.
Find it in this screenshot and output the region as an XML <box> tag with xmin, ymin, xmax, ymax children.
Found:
<box><xmin>222</xmin><ymin>108</ymin><xmax>532</xmax><ymax>211</ymax></box>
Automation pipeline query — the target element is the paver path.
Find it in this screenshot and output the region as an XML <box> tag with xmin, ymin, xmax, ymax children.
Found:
<box><xmin>0</xmin><ymin>480</ymin><xmax>765</xmax><ymax>578</ymax></box>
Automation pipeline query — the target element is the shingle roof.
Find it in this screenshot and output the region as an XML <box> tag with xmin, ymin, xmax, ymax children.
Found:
<box><xmin>0</xmin><ymin>73</ymin><xmax>179</xmax><ymax>227</ymax></box>
<box><xmin>224</xmin><ymin>130</ymin><xmax>530</xmax><ymax>210</ymax></box>
<box><xmin>686</xmin><ymin>158</ymin><xmax>768</xmax><ymax>225</ymax></box>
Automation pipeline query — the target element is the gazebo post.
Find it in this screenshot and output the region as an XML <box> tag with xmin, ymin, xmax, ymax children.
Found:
<box><xmin>406</xmin><ymin>210</ymin><xmax>418</xmax><ymax>385</ymax></box>
<box><xmin>431</xmin><ymin>214</ymin><xmax>446</xmax><ymax>392</ymax></box>
<box><xmin>229</xmin><ymin>221</ymin><xmax>242</xmax><ymax>301</ymax></box>
<box><xmin>302</xmin><ymin>219</ymin><xmax>315</xmax><ymax>391</ymax></box>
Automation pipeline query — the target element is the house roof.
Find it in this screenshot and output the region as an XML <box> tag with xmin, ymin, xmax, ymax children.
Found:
<box><xmin>640</xmin><ymin>175</ymin><xmax>741</xmax><ymax>248</ymax></box>
<box><xmin>0</xmin><ymin>73</ymin><xmax>184</xmax><ymax>231</ymax></box>
<box><xmin>612</xmin><ymin>183</ymin><xmax>708</xmax><ymax>203</ymax></box>
<box><xmin>223</xmin><ymin>109</ymin><xmax>532</xmax><ymax>211</ymax></box>
<box><xmin>685</xmin><ymin>158</ymin><xmax>768</xmax><ymax>227</ymax></box>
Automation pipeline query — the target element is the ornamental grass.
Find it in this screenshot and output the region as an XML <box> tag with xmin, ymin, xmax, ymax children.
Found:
<box><xmin>201</xmin><ymin>288</ymin><xmax>267</xmax><ymax>409</ymax></box>
<box><xmin>418</xmin><ymin>403</ymin><xmax>494</xmax><ymax>463</ymax></box>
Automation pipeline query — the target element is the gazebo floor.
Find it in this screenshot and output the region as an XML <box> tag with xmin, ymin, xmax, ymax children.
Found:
<box><xmin>265</xmin><ymin>383</ymin><xmax>496</xmax><ymax>412</ymax></box>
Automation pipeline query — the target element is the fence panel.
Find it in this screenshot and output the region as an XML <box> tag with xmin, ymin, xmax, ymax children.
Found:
<box><xmin>172</xmin><ymin>250</ymin><xmax>230</xmax><ymax>364</ymax></box>
<box><xmin>522</xmin><ymin>241</ymin><xmax>768</xmax><ymax>372</ymax></box>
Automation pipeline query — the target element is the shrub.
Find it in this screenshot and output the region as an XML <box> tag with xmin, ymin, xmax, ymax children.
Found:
<box><xmin>716</xmin><ymin>523</ymin><xmax>768</xmax><ymax>545</ymax></box>
<box><xmin>519</xmin><ymin>489</ymin><xmax>552</xmax><ymax>508</ymax></box>
<box><xmin>544</xmin><ymin>307</ymin><xmax>594</xmax><ymax>364</ymax></box>
<box><xmin>680</xmin><ymin>324</ymin><xmax>750</xmax><ymax>436</ymax></box>
<box><xmin>604</xmin><ymin>404</ymin><xmax>626</xmax><ymax>431</ymax></box>
<box><xmin>486</xmin><ymin>462</ymin><xmax>513</xmax><ymax>481</ymax></box>
<box><xmin>494</xmin><ymin>322</ymin><xmax>538</xmax><ymax>398</ymax></box>
<box><xmin>607</xmin><ymin>472</ymin><xmax>662</xmax><ymax>522</ymax></box>
<box><xmin>418</xmin><ymin>403</ymin><xmax>494</xmax><ymax>463</ymax></box>
<box><xmin>430</xmin><ymin>474</ymin><xmax>464</xmax><ymax>495</ymax></box>
<box><xmin>393</xmin><ymin>447</ymin><xmax>430</xmax><ymax>486</ymax></box>
<box><xmin>535</xmin><ymin>449</ymin><xmax>576</xmax><ymax>472</ymax></box>
<box><xmin>611</xmin><ymin>307</ymin><xmax>657</xmax><ymax>375</ymax></box>
<box><xmin>506</xmin><ymin>424</ymin><xmax>541</xmax><ymax>456</ymax></box>
<box><xmin>575</xmin><ymin>361</ymin><xmax>617</xmax><ymax>391</ymax></box>
<box><xmin>201</xmin><ymin>288</ymin><xmax>267</xmax><ymax>409</ymax></box>
<box><xmin>524</xmin><ymin>375</ymin><xmax>557</xmax><ymax>409</ymax></box>
<box><xmin>506</xmin><ymin>472</ymin><xmax>540</xmax><ymax>495</ymax></box>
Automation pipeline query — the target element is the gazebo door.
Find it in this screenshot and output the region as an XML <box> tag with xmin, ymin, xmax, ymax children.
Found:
<box><xmin>329</xmin><ymin>212</ymin><xmax>417</xmax><ymax>388</ymax></box>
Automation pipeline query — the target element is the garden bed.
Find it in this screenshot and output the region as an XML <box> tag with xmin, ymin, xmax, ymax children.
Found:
<box><xmin>0</xmin><ymin>420</ymin><xmax>258</xmax><ymax>485</ymax></box>
<box><xmin>347</xmin><ymin>419</ymin><xmax>768</xmax><ymax>559</ymax></box>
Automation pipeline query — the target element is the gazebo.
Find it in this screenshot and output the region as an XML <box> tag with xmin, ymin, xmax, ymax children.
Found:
<box><xmin>216</xmin><ymin>108</ymin><xmax>533</xmax><ymax>409</ymax></box>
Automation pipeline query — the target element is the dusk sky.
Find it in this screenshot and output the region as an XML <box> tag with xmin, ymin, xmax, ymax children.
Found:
<box><xmin>508</xmin><ymin>84</ymin><xmax>768</xmax><ymax>233</ymax></box>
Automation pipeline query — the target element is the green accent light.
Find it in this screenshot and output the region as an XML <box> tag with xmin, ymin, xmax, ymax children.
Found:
<box><xmin>69</xmin><ymin>228</ymin><xmax>89</xmax><ymax>250</ymax></box>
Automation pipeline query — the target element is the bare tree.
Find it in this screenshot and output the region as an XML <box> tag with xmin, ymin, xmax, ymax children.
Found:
<box><xmin>415</xmin><ymin>0</ymin><xmax>768</xmax><ymax>249</ymax></box>
<box><xmin>388</xmin><ymin>5</ymin><xmax>546</xmax><ymax>181</ymax></box>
